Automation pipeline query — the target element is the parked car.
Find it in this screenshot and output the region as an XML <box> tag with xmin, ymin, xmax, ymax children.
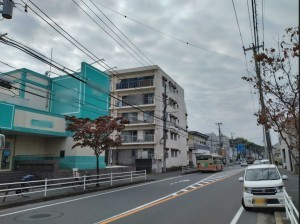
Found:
<box><xmin>240</xmin><ymin>160</ymin><xmax>248</xmax><ymax>167</ymax></box>
<box><xmin>239</xmin><ymin>164</ymin><xmax>288</xmax><ymax>210</ymax></box>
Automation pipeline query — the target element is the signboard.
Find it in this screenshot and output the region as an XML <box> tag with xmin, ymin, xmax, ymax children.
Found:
<box><xmin>236</xmin><ymin>144</ymin><xmax>245</xmax><ymax>153</ymax></box>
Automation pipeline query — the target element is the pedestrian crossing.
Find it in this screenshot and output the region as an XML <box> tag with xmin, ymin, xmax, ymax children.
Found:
<box><xmin>172</xmin><ymin>168</ymin><xmax>244</xmax><ymax>197</ymax></box>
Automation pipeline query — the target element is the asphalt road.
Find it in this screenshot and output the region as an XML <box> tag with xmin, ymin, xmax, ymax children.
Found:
<box><xmin>0</xmin><ymin>166</ymin><xmax>297</xmax><ymax>224</ymax></box>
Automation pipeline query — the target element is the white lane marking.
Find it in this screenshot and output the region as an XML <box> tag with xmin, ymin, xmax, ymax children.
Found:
<box><xmin>96</xmin><ymin>173</ymin><xmax>221</xmax><ymax>224</ymax></box>
<box><xmin>230</xmin><ymin>206</ymin><xmax>244</xmax><ymax>224</ymax></box>
<box><xmin>170</xmin><ymin>179</ymin><xmax>190</xmax><ymax>185</ymax></box>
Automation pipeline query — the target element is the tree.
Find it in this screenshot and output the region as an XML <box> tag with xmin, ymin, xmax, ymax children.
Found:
<box><xmin>242</xmin><ymin>27</ymin><xmax>299</xmax><ymax>166</ymax></box>
<box><xmin>65</xmin><ymin>115</ymin><xmax>128</xmax><ymax>182</ymax></box>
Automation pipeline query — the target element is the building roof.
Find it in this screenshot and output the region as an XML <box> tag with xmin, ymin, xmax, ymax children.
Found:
<box><xmin>188</xmin><ymin>131</ymin><xmax>209</xmax><ymax>140</ymax></box>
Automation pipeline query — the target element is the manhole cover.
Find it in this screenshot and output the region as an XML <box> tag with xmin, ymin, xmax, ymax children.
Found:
<box><xmin>30</xmin><ymin>213</ymin><xmax>52</xmax><ymax>219</ymax></box>
<box><xmin>14</xmin><ymin>211</ymin><xmax>63</xmax><ymax>222</ymax></box>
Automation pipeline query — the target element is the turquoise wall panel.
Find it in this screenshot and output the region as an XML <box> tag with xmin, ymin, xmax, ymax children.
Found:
<box><xmin>59</xmin><ymin>156</ymin><xmax>106</xmax><ymax>170</ymax></box>
<box><xmin>14</xmin><ymin>155</ymin><xmax>106</xmax><ymax>170</ymax></box>
<box><xmin>81</xmin><ymin>62</ymin><xmax>110</xmax><ymax>119</ymax></box>
<box><xmin>51</xmin><ymin>76</ymin><xmax>81</xmax><ymax>116</ymax></box>
<box><xmin>0</xmin><ymin>103</ymin><xmax>14</xmax><ymax>129</ymax></box>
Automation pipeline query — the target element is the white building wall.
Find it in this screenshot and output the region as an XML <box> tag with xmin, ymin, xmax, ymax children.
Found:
<box><xmin>109</xmin><ymin>66</ymin><xmax>188</xmax><ymax>171</ymax></box>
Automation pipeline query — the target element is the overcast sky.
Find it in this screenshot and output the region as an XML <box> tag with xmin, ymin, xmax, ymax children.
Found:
<box><xmin>0</xmin><ymin>0</ymin><xmax>298</xmax><ymax>145</ymax></box>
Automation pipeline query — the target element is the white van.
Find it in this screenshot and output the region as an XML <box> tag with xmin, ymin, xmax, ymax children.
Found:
<box><xmin>239</xmin><ymin>164</ymin><xmax>288</xmax><ymax>210</ymax></box>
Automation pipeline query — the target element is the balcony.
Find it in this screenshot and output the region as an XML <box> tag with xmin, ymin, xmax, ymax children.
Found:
<box><xmin>126</xmin><ymin>119</ymin><xmax>155</xmax><ymax>125</ymax></box>
<box><xmin>122</xmin><ymin>135</ymin><xmax>155</xmax><ymax>143</ymax></box>
<box><xmin>188</xmin><ymin>143</ymin><xmax>210</xmax><ymax>151</ymax></box>
<box><xmin>116</xmin><ymin>79</ymin><xmax>154</xmax><ymax>90</ymax></box>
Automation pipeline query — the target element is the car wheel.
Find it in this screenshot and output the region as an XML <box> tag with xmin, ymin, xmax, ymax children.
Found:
<box><xmin>242</xmin><ymin>198</ymin><xmax>252</xmax><ymax>211</ymax></box>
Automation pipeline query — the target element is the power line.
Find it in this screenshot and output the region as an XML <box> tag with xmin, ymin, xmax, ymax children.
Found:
<box><xmin>24</xmin><ymin>0</ymin><xmax>166</xmax><ymax>106</ymax></box>
<box><xmin>93</xmin><ymin>1</ymin><xmax>243</xmax><ymax>62</ymax></box>
<box><xmin>0</xmin><ymin>36</ymin><xmax>190</xmax><ymax>132</ymax></box>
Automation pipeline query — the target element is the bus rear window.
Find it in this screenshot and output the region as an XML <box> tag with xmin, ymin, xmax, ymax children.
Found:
<box><xmin>196</xmin><ymin>155</ymin><xmax>212</xmax><ymax>160</ymax></box>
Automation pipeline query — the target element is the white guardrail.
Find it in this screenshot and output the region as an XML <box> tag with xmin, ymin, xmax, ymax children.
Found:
<box><xmin>284</xmin><ymin>188</ymin><xmax>299</xmax><ymax>224</ymax></box>
<box><xmin>0</xmin><ymin>170</ymin><xmax>146</xmax><ymax>202</ymax></box>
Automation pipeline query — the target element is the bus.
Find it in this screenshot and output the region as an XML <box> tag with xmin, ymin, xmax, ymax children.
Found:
<box><xmin>196</xmin><ymin>154</ymin><xmax>223</xmax><ymax>172</ymax></box>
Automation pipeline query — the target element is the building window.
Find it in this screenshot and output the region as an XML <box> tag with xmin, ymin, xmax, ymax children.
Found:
<box><xmin>131</xmin><ymin>149</ymin><xmax>137</xmax><ymax>157</ymax></box>
<box><xmin>143</xmin><ymin>111</ymin><xmax>154</xmax><ymax>123</ymax></box>
<box><xmin>142</xmin><ymin>148</ymin><xmax>154</xmax><ymax>159</ymax></box>
<box><xmin>168</xmin><ymin>81</ymin><xmax>177</xmax><ymax>94</ymax></box>
<box><xmin>122</xmin><ymin>130</ymin><xmax>138</xmax><ymax>143</ymax></box>
<box><xmin>144</xmin><ymin>93</ymin><xmax>154</xmax><ymax>104</ymax></box>
<box><xmin>144</xmin><ymin>130</ymin><xmax>154</xmax><ymax>141</ymax></box>
<box><xmin>122</xmin><ymin>112</ymin><xmax>138</xmax><ymax>124</ymax></box>
<box><xmin>170</xmin><ymin>132</ymin><xmax>177</xmax><ymax>141</ymax></box>
<box><xmin>171</xmin><ymin>149</ymin><xmax>178</xmax><ymax>157</ymax></box>
<box><xmin>168</xmin><ymin>98</ymin><xmax>177</xmax><ymax>109</ymax></box>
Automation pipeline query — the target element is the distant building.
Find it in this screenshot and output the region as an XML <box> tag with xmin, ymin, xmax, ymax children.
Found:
<box><xmin>109</xmin><ymin>65</ymin><xmax>189</xmax><ymax>173</ymax></box>
<box><xmin>206</xmin><ymin>133</ymin><xmax>230</xmax><ymax>162</ymax></box>
<box><xmin>188</xmin><ymin>131</ymin><xmax>210</xmax><ymax>166</ymax></box>
<box><xmin>0</xmin><ymin>62</ymin><xmax>110</xmax><ymax>172</ymax></box>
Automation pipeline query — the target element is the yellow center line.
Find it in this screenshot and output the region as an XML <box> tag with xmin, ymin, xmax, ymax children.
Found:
<box><xmin>98</xmin><ymin>177</ymin><xmax>227</xmax><ymax>224</ymax></box>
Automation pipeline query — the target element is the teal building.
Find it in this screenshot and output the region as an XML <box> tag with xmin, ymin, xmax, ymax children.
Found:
<box><xmin>0</xmin><ymin>62</ymin><xmax>110</xmax><ymax>171</ymax></box>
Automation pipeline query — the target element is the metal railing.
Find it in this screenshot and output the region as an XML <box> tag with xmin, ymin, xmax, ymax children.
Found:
<box><xmin>284</xmin><ymin>188</ymin><xmax>299</xmax><ymax>224</ymax></box>
<box><xmin>0</xmin><ymin>170</ymin><xmax>147</xmax><ymax>202</ymax></box>
<box><xmin>116</xmin><ymin>79</ymin><xmax>154</xmax><ymax>90</ymax></box>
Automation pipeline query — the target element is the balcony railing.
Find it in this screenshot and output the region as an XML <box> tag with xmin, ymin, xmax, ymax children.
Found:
<box><xmin>116</xmin><ymin>79</ymin><xmax>154</xmax><ymax>90</ymax></box>
<box><xmin>122</xmin><ymin>135</ymin><xmax>154</xmax><ymax>143</ymax></box>
<box><xmin>126</xmin><ymin>119</ymin><xmax>154</xmax><ymax>124</ymax></box>
<box><xmin>144</xmin><ymin>134</ymin><xmax>154</xmax><ymax>142</ymax></box>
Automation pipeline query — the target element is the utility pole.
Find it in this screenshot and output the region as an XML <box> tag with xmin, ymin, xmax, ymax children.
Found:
<box><xmin>244</xmin><ymin>45</ymin><xmax>273</xmax><ymax>164</ymax></box>
<box><xmin>231</xmin><ymin>132</ymin><xmax>235</xmax><ymax>163</ymax></box>
<box><xmin>216</xmin><ymin>123</ymin><xmax>223</xmax><ymax>155</ymax></box>
<box><xmin>243</xmin><ymin>0</ymin><xmax>273</xmax><ymax>164</ymax></box>
<box><xmin>230</xmin><ymin>132</ymin><xmax>235</xmax><ymax>148</ymax></box>
<box><xmin>162</xmin><ymin>77</ymin><xmax>168</xmax><ymax>173</ymax></box>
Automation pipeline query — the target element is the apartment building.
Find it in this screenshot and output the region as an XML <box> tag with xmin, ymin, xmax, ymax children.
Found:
<box><xmin>109</xmin><ymin>65</ymin><xmax>189</xmax><ymax>173</ymax></box>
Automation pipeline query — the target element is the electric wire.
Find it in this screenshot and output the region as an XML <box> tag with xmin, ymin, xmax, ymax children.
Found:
<box><xmin>0</xmin><ymin>36</ymin><xmax>189</xmax><ymax>132</ymax></box>
<box><xmin>25</xmin><ymin>0</ymin><xmax>166</xmax><ymax>106</ymax></box>
<box><xmin>92</xmin><ymin>1</ymin><xmax>243</xmax><ymax>62</ymax></box>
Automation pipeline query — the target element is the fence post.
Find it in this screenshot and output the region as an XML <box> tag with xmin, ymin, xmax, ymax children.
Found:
<box><xmin>44</xmin><ymin>179</ymin><xmax>47</xmax><ymax>197</ymax></box>
<box><xmin>110</xmin><ymin>173</ymin><xmax>113</xmax><ymax>186</ymax></box>
<box><xmin>131</xmin><ymin>171</ymin><xmax>133</xmax><ymax>183</ymax></box>
<box><xmin>145</xmin><ymin>170</ymin><xmax>147</xmax><ymax>181</ymax></box>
